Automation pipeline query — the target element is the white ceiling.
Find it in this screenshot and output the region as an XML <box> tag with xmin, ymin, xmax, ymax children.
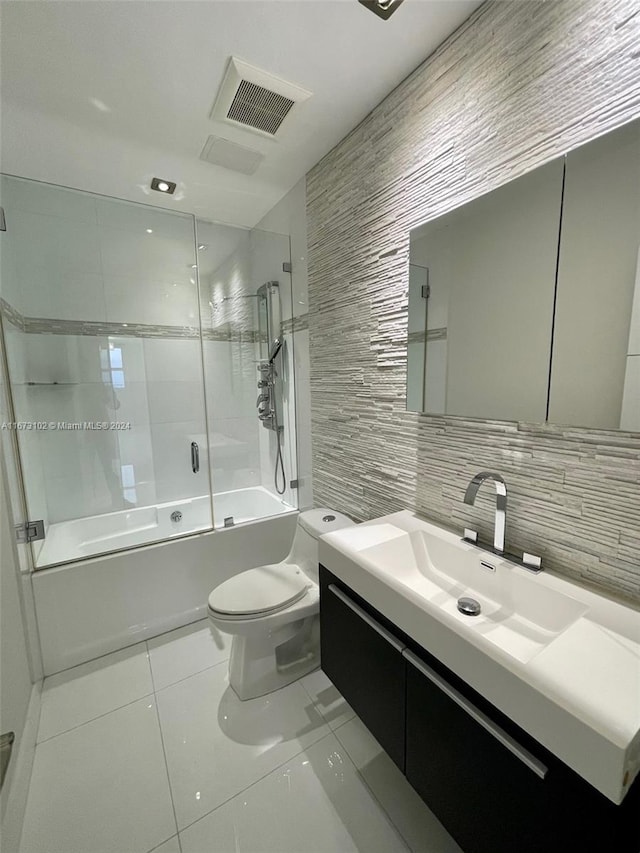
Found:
<box><xmin>0</xmin><ymin>0</ymin><xmax>482</xmax><ymax>228</ymax></box>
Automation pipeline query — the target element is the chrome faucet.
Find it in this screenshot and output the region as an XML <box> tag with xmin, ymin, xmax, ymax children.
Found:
<box><xmin>463</xmin><ymin>471</ymin><xmax>507</xmax><ymax>554</ymax></box>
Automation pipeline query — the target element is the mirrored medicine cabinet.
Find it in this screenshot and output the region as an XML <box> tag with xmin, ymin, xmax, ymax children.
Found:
<box><xmin>407</xmin><ymin>118</ymin><xmax>640</xmax><ymax>430</ymax></box>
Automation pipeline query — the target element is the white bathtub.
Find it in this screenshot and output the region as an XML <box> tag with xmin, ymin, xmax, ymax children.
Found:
<box><xmin>37</xmin><ymin>486</ymin><xmax>295</xmax><ymax>567</ymax></box>
<box><xmin>32</xmin><ymin>501</ymin><xmax>299</xmax><ymax>675</ymax></box>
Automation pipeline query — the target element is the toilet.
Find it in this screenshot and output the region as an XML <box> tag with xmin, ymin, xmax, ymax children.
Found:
<box><xmin>208</xmin><ymin>508</ymin><xmax>355</xmax><ymax>700</ymax></box>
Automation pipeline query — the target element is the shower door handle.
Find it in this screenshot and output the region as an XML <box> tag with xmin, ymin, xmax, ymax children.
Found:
<box><xmin>191</xmin><ymin>442</ymin><xmax>200</xmax><ymax>473</ymax></box>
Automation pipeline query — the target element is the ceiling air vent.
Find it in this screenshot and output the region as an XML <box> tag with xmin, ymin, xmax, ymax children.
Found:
<box><xmin>199</xmin><ymin>135</ymin><xmax>265</xmax><ymax>176</ymax></box>
<box><xmin>210</xmin><ymin>57</ymin><xmax>312</xmax><ymax>140</ymax></box>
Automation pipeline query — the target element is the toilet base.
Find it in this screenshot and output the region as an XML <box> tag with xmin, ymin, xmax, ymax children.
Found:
<box><xmin>228</xmin><ymin>614</ymin><xmax>320</xmax><ymax>700</ymax></box>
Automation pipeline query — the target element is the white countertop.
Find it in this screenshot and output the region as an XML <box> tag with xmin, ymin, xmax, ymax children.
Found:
<box><xmin>319</xmin><ymin>510</ymin><xmax>640</xmax><ymax>805</ymax></box>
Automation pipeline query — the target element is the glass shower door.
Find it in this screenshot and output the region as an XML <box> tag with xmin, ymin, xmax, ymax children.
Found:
<box><xmin>197</xmin><ymin>219</ymin><xmax>298</xmax><ymax>527</ymax></box>
<box><xmin>0</xmin><ymin>175</ymin><xmax>212</xmax><ymax>567</ymax></box>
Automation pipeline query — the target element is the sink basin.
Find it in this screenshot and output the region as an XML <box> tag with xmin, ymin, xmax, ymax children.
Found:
<box><xmin>352</xmin><ymin>524</ymin><xmax>589</xmax><ymax>663</ymax></box>
<box><xmin>319</xmin><ymin>510</ymin><xmax>640</xmax><ymax>806</ymax></box>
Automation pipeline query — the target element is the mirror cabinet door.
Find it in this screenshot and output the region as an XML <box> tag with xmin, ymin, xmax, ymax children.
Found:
<box><xmin>408</xmin><ymin>159</ymin><xmax>564</xmax><ymax>422</ymax></box>
<box><xmin>548</xmin><ymin>121</ymin><xmax>640</xmax><ymax>430</ymax></box>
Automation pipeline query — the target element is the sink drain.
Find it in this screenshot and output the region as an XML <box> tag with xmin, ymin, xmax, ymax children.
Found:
<box><xmin>457</xmin><ymin>596</ymin><xmax>481</xmax><ymax>617</ymax></box>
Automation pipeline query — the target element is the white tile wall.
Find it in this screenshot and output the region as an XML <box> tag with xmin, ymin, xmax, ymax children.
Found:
<box><xmin>201</xmin><ymin>340</ymin><xmax>256</xmax><ymax>420</ymax></box>
<box><xmin>147</xmin><ymin>380</ymin><xmax>205</xmax><ymax>424</ymax></box>
<box><xmin>103</xmin><ymin>273</ymin><xmax>199</xmax><ymax>327</ymax></box>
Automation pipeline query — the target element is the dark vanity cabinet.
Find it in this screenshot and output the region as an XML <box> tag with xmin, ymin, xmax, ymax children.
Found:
<box><xmin>405</xmin><ymin>649</ymin><xmax>552</xmax><ymax>853</ymax></box>
<box><xmin>319</xmin><ymin>566</ymin><xmax>640</xmax><ymax>853</ymax></box>
<box><xmin>319</xmin><ymin>570</ymin><xmax>406</xmax><ymax>770</ymax></box>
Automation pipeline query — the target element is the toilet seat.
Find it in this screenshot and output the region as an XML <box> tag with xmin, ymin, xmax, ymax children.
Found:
<box><xmin>208</xmin><ymin>563</ymin><xmax>309</xmax><ymax>619</ymax></box>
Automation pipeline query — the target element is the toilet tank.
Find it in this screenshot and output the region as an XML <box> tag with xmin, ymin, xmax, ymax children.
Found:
<box><xmin>288</xmin><ymin>508</ymin><xmax>355</xmax><ymax>584</ymax></box>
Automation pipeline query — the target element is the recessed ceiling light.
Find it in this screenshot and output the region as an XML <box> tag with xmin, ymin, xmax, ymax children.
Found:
<box><xmin>358</xmin><ymin>0</ymin><xmax>405</xmax><ymax>20</ymax></box>
<box><xmin>198</xmin><ymin>244</ymin><xmax>208</xmax><ymax>251</ymax></box>
<box><xmin>151</xmin><ymin>177</ymin><xmax>177</xmax><ymax>194</ymax></box>
<box><xmin>146</xmin><ymin>228</ymin><xmax>153</xmax><ymax>234</ymax></box>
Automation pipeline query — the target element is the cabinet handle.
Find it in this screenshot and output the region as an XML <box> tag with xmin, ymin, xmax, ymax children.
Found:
<box><xmin>191</xmin><ymin>442</ymin><xmax>200</xmax><ymax>474</ymax></box>
<box><xmin>328</xmin><ymin>584</ymin><xmax>405</xmax><ymax>652</ymax></box>
<box><xmin>403</xmin><ymin>650</ymin><xmax>548</xmax><ymax>780</ymax></box>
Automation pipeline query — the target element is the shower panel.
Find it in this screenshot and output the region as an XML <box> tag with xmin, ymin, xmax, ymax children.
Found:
<box><xmin>256</xmin><ymin>280</ymin><xmax>282</xmax><ymax>433</ymax></box>
<box><xmin>256</xmin><ymin>280</ymin><xmax>286</xmax><ymax>494</ymax></box>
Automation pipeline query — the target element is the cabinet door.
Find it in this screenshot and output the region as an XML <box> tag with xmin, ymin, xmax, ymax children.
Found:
<box><xmin>320</xmin><ymin>578</ymin><xmax>406</xmax><ymax>770</ymax></box>
<box><xmin>404</xmin><ymin>650</ymin><xmax>551</xmax><ymax>853</ymax></box>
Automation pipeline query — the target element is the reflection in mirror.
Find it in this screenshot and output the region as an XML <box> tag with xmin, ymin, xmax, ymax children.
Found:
<box><xmin>407</xmin><ymin>264</ymin><xmax>429</xmax><ymax>411</ymax></box>
<box><xmin>408</xmin><ymin>159</ymin><xmax>564</xmax><ymax>421</ymax></box>
<box><xmin>548</xmin><ymin>120</ymin><xmax>640</xmax><ymax>430</ymax></box>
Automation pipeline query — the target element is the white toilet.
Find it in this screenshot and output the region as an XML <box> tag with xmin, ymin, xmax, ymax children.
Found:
<box><xmin>208</xmin><ymin>508</ymin><xmax>355</xmax><ymax>700</ymax></box>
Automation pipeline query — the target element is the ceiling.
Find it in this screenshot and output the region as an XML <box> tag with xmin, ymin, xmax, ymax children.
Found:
<box><xmin>0</xmin><ymin>0</ymin><xmax>482</xmax><ymax>228</ymax></box>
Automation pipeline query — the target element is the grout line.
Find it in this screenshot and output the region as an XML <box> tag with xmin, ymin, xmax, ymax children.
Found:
<box><xmin>43</xmin><ymin>638</ymin><xmax>150</xmax><ymax>681</ymax></box>
<box><xmin>43</xmin><ymin>616</ymin><xmax>213</xmax><ymax>684</ymax></box>
<box><xmin>148</xmin><ymin>642</ymin><xmax>184</xmax><ymax>853</ymax></box>
<box><xmin>332</xmin><ymin>722</ymin><xmax>416</xmax><ymax>853</ymax></box>
<box><xmin>176</xmin><ymin>730</ymin><xmax>338</xmax><ymax>838</ymax></box>
<box><xmin>151</xmin><ymin>655</ymin><xmax>230</xmax><ymax>696</ymax></box>
<box><xmin>36</xmin><ymin>691</ymin><xmax>156</xmax><ymax>745</ymax></box>
<box><xmin>144</xmin><ymin>834</ymin><xmax>180</xmax><ymax>853</ymax></box>
<box><xmin>349</xmin><ymin>767</ymin><xmax>414</xmax><ymax>853</ymax></box>
<box><xmin>37</xmin><ymin>623</ymin><xmax>215</xmax><ymax>743</ymax></box>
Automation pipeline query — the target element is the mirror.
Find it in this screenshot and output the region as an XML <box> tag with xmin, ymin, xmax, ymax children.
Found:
<box><xmin>549</xmin><ymin>121</ymin><xmax>639</xmax><ymax>429</ymax></box>
<box><xmin>407</xmin><ymin>118</ymin><xmax>640</xmax><ymax>430</ymax></box>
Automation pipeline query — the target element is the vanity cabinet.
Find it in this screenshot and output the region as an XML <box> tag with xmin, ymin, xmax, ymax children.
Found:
<box><xmin>405</xmin><ymin>650</ymin><xmax>554</xmax><ymax>853</ymax></box>
<box><xmin>319</xmin><ymin>570</ymin><xmax>406</xmax><ymax>770</ymax></box>
<box><xmin>319</xmin><ymin>566</ymin><xmax>640</xmax><ymax>853</ymax></box>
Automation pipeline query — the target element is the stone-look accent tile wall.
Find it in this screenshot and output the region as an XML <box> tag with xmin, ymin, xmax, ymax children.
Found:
<box><xmin>307</xmin><ymin>0</ymin><xmax>640</xmax><ymax>603</ymax></box>
<box><xmin>0</xmin><ymin>297</ymin><xmax>261</xmax><ymax>342</ymax></box>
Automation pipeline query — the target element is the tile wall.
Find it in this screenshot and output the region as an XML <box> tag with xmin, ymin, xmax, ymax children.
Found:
<box><xmin>306</xmin><ymin>0</ymin><xmax>640</xmax><ymax>602</ymax></box>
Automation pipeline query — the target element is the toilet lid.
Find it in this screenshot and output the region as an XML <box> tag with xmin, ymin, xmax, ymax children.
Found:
<box><xmin>208</xmin><ymin>563</ymin><xmax>309</xmax><ymax>616</ymax></box>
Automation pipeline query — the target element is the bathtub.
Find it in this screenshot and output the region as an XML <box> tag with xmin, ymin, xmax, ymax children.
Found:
<box><xmin>36</xmin><ymin>486</ymin><xmax>295</xmax><ymax>568</ymax></box>
<box><xmin>32</xmin><ymin>495</ymin><xmax>299</xmax><ymax>675</ymax></box>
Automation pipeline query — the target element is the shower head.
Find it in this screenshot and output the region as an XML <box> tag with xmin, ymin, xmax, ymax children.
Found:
<box><xmin>268</xmin><ymin>337</ymin><xmax>283</xmax><ymax>363</ymax></box>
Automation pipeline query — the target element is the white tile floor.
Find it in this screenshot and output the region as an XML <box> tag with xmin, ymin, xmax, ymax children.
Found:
<box><xmin>19</xmin><ymin>620</ymin><xmax>461</xmax><ymax>853</ymax></box>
